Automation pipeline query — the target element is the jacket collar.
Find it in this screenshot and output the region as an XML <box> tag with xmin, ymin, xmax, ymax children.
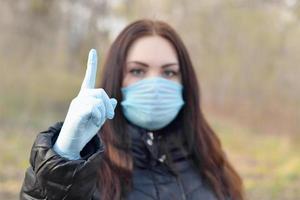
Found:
<box><xmin>126</xmin><ymin>122</ymin><xmax>190</xmax><ymax>169</ymax></box>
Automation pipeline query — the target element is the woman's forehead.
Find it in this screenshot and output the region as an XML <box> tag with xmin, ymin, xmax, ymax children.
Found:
<box><xmin>126</xmin><ymin>35</ymin><xmax>178</xmax><ymax>65</ymax></box>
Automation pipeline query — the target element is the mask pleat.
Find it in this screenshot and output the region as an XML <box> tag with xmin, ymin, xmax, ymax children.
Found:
<box><xmin>121</xmin><ymin>77</ymin><xmax>185</xmax><ymax>130</ymax></box>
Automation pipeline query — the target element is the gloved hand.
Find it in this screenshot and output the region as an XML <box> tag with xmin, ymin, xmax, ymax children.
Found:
<box><xmin>53</xmin><ymin>49</ymin><xmax>117</xmax><ymax>160</ymax></box>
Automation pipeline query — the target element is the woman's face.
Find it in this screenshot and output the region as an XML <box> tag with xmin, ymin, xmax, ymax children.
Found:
<box><xmin>122</xmin><ymin>35</ymin><xmax>181</xmax><ymax>87</ymax></box>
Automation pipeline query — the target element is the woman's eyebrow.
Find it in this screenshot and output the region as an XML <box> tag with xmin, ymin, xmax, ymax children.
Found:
<box><xmin>126</xmin><ymin>61</ymin><xmax>178</xmax><ymax>68</ymax></box>
<box><xmin>126</xmin><ymin>61</ymin><xmax>149</xmax><ymax>67</ymax></box>
<box><xmin>161</xmin><ymin>63</ymin><xmax>179</xmax><ymax>68</ymax></box>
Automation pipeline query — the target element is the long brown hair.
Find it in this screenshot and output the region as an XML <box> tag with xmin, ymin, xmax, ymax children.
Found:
<box><xmin>99</xmin><ymin>19</ymin><xmax>244</xmax><ymax>200</ymax></box>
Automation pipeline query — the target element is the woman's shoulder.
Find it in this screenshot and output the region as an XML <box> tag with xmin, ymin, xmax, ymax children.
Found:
<box><xmin>20</xmin><ymin>121</ymin><xmax>105</xmax><ymax>199</ymax></box>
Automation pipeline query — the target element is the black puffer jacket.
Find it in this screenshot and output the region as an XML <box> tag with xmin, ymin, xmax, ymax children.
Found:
<box><xmin>20</xmin><ymin>122</ymin><xmax>218</xmax><ymax>200</ymax></box>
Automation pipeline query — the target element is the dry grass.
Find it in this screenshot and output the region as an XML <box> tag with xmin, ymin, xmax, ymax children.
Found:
<box><xmin>0</xmin><ymin>114</ymin><xmax>299</xmax><ymax>199</ymax></box>
<box><xmin>208</xmin><ymin>114</ymin><xmax>300</xmax><ymax>200</ymax></box>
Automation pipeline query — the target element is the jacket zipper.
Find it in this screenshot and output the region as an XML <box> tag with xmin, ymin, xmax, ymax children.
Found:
<box><xmin>176</xmin><ymin>176</ymin><xmax>187</xmax><ymax>200</ymax></box>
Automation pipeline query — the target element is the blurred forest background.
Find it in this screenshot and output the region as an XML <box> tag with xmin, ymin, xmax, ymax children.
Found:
<box><xmin>0</xmin><ymin>0</ymin><xmax>300</xmax><ymax>199</ymax></box>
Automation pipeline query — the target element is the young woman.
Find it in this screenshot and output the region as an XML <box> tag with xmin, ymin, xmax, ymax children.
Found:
<box><xmin>20</xmin><ymin>19</ymin><xmax>244</xmax><ymax>200</ymax></box>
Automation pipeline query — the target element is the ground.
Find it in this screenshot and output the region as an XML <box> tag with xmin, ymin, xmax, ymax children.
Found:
<box><xmin>0</xmin><ymin>114</ymin><xmax>299</xmax><ymax>199</ymax></box>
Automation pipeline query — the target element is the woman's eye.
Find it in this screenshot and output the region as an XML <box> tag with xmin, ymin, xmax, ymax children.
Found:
<box><xmin>129</xmin><ymin>68</ymin><xmax>145</xmax><ymax>76</ymax></box>
<box><xmin>164</xmin><ymin>70</ymin><xmax>177</xmax><ymax>77</ymax></box>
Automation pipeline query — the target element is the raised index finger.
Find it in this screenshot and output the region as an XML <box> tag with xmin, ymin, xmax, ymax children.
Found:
<box><xmin>81</xmin><ymin>49</ymin><xmax>98</xmax><ymax>90</ymax></box>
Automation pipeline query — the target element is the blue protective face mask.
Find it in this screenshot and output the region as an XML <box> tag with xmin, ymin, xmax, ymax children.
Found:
<box><xmin>121</xmin><ymin>77</ymin><xmax>185</xmax><ymax>131</ymax></box>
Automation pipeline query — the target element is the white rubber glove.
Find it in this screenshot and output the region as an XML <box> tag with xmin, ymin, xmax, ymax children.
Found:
<box><xmin>53</xmin><ymin>49</ymin><xmax>117</xmax><ymax>160</ymax></box>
